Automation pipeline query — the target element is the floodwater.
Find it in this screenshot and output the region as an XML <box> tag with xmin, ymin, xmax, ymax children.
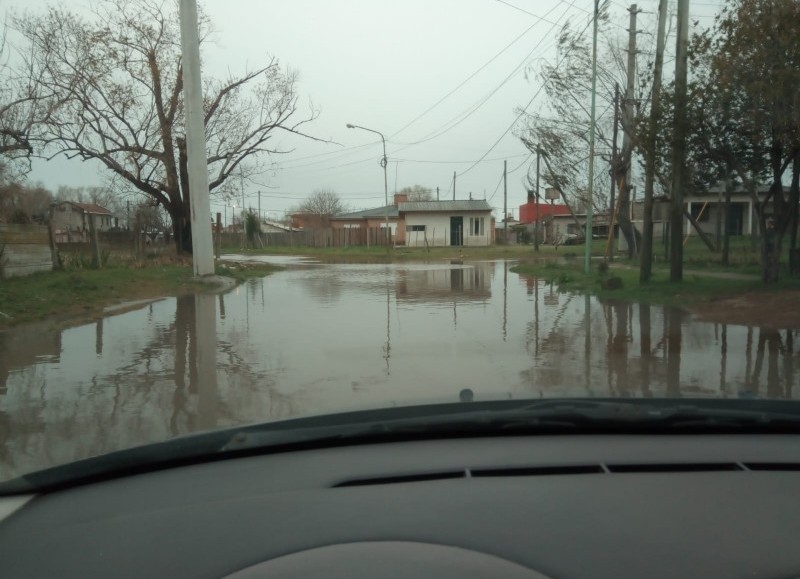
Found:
<box><xmin>1</xmin><ymin>258</ymin><xmax>798</xmax><ymax>480</ymax></box>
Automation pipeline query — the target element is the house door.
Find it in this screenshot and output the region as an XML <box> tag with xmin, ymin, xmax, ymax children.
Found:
<box><xmin>450</xmin><ymin>216</ymin><xmax>463</xmax><ymax>246</ymax></box>
<box><xmin>727</xmin><ymin>204</ymin><xmax>744</xmax><ymax>235</ymax></box>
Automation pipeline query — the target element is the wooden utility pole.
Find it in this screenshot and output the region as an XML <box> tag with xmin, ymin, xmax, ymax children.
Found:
<box><xmin>535</xmin><ymin>147</ymin><xmax>541</xmax><ymax>251</ymax></box>
<box><xmin>215</xmin><ymin>212</ymin><xmax>221</xmax><ymax>259</ymax></box>
<box><xmin>640</xmin><ymin>0</ymin><xmax>668</xmax><ymax>282</ymax></box>
<box><xmin>610</xmin><ymin>83</ymin><xmax>620</xmax><ymax>220</ymax></box>
<box><xmin>503</xmin><ymin>160</ymin><xmax>508</xmax><ymax>242</ymax></box>
<box><xmin>585</xmin><ymin>0</ymin><xmax>600</xmax><ymax>274</ymax></box>
<box><xmin>88</xmin><ymin>213</ymin><xmax>102</xmax><ymax>268</ymax></box>
<box><xmin>606</xmin><ymin>83</ymin><xmax>620</xmax><ymax>261</ymax></box>
<box><xmin>670</xmin><ymin>0</ymin><xmax>690</xmax><ymax>282</ymax></box>
<box><xmin>618</xmin><ymin>4</ymin><xmax>639</xmax><ymax>259</ymax></box>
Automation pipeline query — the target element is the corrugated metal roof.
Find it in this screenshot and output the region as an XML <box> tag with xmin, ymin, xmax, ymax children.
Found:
<box><xmin>59</xmin><ymin>202</ymin><xmax>112</xmax><ymax>215</ymax></box>
<box><xmin>399</xmin><ymin>200</ymin><xmax>492</xmax><ymax>212</ymax></box>
<box><xmin>332</xmin><ymin>204</ymin><xmax>399</xmax><ymax>219</ymax></box>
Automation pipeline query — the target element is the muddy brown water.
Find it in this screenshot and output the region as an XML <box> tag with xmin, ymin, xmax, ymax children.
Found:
<box><xmin>1</xmin><ymin>258</ymin><xmax>797</xmax><ymax>480</ymax></box>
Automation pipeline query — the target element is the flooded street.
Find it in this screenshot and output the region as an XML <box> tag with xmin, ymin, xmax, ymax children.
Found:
<box><xmin>1</xmin><ymin>259</ymin><xmax>798</xmax><ymax>479</ymax></box>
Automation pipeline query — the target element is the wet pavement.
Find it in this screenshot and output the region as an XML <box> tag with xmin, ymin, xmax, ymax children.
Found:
<box><xmin>1</xmin><ymin>258</ymin><xmax>798</xmax><ymax>480</ymax></box>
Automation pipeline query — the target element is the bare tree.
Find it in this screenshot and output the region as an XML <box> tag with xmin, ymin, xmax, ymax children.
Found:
<box><xmin>516</xmin><ymin>9</ymin><xmax>653</xmax><ymax>256</ymax></box>
<box><xmin>398</xmin><ymin>184</ymin><xmax>433</xmax><ymax>201</ymax></box>
<box><xmin>15</xmin><ymin>0</ymin><xmax>322</xmax><ymax>253</ymax></box>
<box><xmin>295</xmin><ymin>188</ymin><xmax>346</xmax><ymax>216</ymax></box>
<box><xmin>0</xmin><ymin>15</ymin><xmax>55</xmax><ymax>180</ymax></box>
<box><xmin>0</xmin><ymin>181</ymin><xmax>51</xmax><ymax>223</ymax></box>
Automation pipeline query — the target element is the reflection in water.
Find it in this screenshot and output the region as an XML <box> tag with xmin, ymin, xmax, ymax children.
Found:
<box><xmin>2</xmin><ymin>260</ymin><xmax>800</xmax><ymax>480</ymax></box>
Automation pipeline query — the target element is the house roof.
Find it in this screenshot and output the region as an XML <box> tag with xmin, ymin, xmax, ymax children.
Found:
<box><xmin>398</xmin><ymin>200</ymin><xmax>492</xmax><ymax>212</ymax></box>
<box><xmin>59</xmin><ymin>201</ymin><xmax>112</xmax><ymax>215</ymax></box>
<box><xmin>332</xmin><ymin>205</ymin><xmax>399</xmax><ymax>219</ymax></box>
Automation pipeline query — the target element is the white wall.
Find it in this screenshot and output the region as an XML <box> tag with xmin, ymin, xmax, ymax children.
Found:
<box><xmin>403</xmin><ymin>212</ymin><xmax>492</xmax><ymax>247</ymax></box>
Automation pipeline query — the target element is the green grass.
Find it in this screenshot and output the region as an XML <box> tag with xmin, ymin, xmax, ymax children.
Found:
<box><xmin>511</xmin><ymin>260</ymin><xmax>800</xmax><ymax>308</ymax></box>
<box><xmin>223</xmin><ymin>241</ymin><xmax>609</xmax><ymax>262</ymax></box>
<box><xmin>0</xmin><ymin>256</ymin><xmax>280</xmax><ymax>328</ymax></box>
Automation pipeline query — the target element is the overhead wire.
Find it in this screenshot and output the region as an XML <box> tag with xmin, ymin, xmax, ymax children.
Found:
<box><xmin>455</xmin><ymin>12</ymin><xmax>596</xmax><ymax>179</ymax></box>
<box><xmin>275</xmin><ymin>2</ymin><xmax>563</xmax><ymax>174</ymax></box>
<box><xmin>278</xmin><ymin>0</ymin><xmax>582</xmax><ymax>176</ymax></box>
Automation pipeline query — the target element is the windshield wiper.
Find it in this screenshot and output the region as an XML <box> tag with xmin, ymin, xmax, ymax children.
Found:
<box><xmin>3</xmin><ymin>398</ymin><xmax>800</xmax><ymax>496</ymax></box>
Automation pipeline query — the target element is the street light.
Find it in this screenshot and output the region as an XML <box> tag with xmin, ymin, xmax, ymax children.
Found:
<box><xmin>346</xmin><ymin>123</ymin><xmax>390</xmax><ymax>248</ymax></box>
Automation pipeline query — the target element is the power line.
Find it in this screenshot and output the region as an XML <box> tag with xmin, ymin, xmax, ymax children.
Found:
<box><xmin>456</xmin><ymin>13</ymin><xmax>596</xmax><ymax>179</ymax></box>
<box><xmin>392</xmin><ymin>1</ymin><xmax>574</xmax><ymax>149</ymax></box>
<box><xmin>276</xmin><ymin>2</ymin><xmax>572</xmax><ymax>174</ymax></box>
<box><xmin>388</xmin><ymin>9</ymin><xmax>555</xmax><ymax>140</ymax></box>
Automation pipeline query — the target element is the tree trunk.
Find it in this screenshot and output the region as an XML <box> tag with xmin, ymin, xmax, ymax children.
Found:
<box><xmin>789</xmin><ymin>154</ymin><xmax>800</xmax><ymax>250</ymax></box>
<box><xmin>761</xmin><ymin>227</ymin><xmax>780</xmax><ymax>283</ymax></box>
<box><xmin>173</xmin><ymin>137</ymin><xmax>193</xmax><ymax>254</ymax></box>
<box><xmin>616</xmin><ymin>176</ymin><xmax>641</xmax><ymax>259</ymax></box>
<box><xmin>722</xmin><ymin>171</ymin><xmax>733</xmax><ymax>267</ymax></box>
<box><xmin>170</xmin><ymin>201</ymin><xmax>192</xmax><ymax>255</ymax></box>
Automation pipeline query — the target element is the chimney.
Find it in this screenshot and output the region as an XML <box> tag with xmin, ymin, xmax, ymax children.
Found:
<box><xmin>393</xmin><ymin>193</ymin><xmax>408</xmax><ymax>206</ymax></box>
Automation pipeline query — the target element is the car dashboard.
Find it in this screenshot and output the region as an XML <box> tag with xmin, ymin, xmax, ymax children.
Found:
<box><xmin>1</xmin><ymin>434</ymin><xmax>799</xmax><ymax>578</ymax></box>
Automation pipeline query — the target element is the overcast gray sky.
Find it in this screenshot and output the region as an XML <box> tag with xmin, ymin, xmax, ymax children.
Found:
<box><xmin>12</xmin><ymin>0</ymin><xmax>725</xmax><ymax>222</ymax></box>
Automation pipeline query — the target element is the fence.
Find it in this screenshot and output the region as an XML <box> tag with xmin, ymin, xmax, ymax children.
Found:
<box><xmin>0</xmin><ymin>224</ymin><xmax>53</xmax><ymax>278</ymax></box>
<box><xmin>220</xmin><ymin>227</ymin><xmax>393</xmax><ymax>249</ymax></box>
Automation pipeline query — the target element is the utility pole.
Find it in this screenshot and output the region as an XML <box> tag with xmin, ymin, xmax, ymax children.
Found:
<box><xmin>436</xmin><ymin>186</ymin><xmax>440</xmax><ymax>201</ymax></box>
<box><xmin>585</xmin><ymin>0</ymin><xmax>600</xmax><ymax>275</ymax></box>
<box><xmin>240</xmin><ymin>168</ymin><xmax>245</xmax><ymax>249</ymax></box>
<box><xmin>178</xmin><ymin>0</ymin><xmax>214</xmax><ymax>276</ymax></box>
<box><xmin>640</xmin><ymin>0</ymin><xmax>668</xmax><ymax>283</ymax></box>
<box><xmin>453</xmin><ymin>171</ymin><xmax>456</xmax><ymax>201</ymax></box>
<box><xmin>535</xmin><ymin>147</ymin><xmax>541</xmax><ymax>252</ymax></box>
<box><xmin>503</xmin><ymin>160</ymin><xmax>508</xmax><ymax>242</ymax></box>
<box><xmin>606</xmin><ymin>83</ymin><xmax>620</xmax><ymax>261</ymax></box>
<box><xmin>258</xmin><ymin>190</ymin><xmax>261</xmax><ymax>221</ymax></box>
<box><xmin>619</xmin><ymin>4</ymin><xmax>639</xmax><ymax>258</ymax></box>
<box><xmin>670</xmin><ymin>0</ymin><xmax>690</xmax><ymax>282</ymax></box>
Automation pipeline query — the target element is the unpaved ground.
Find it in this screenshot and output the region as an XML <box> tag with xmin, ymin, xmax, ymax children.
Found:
<box><xmin>689</xmin><ymin>290</ymin><xmax>800</xmax><ymax>328</ymax></box>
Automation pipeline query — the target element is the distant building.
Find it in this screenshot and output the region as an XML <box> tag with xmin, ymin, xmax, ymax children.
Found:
<box><xmin>291</xmin><ymin>193</ymin><xmax>495</xmax><ymax>247</ymax></box>
<box><xmin>518</xmin><ymin>200</ymin><xmax>572</xmax><ymax>244</ymax></box>
<box><xmin>51</xmin><ymin>201</ymin><xmax>113</xmax><ymax>242</ymax></box>
<box><xmin>400</xmin><ymin>200</ymin><xmax>494</xmax><ymax>247</ymax></box>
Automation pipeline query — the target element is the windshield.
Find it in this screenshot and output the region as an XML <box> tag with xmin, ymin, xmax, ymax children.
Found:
<box><xmin>1</xmin><ymin>0</ymin><xmax>799</xmax><ymax>485</ymax></box>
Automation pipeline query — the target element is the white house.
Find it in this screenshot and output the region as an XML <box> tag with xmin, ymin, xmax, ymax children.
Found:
<box><xmin>399</xmin><ymin>200</ymin><xmax>494</xmax><ymax>247</ymax></box>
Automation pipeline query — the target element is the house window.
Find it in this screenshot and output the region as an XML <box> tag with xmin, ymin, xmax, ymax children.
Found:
<box><xmin>469</xmin><ymin>217</ymin><xmax>484</xmax><ymax>236</ymax></box>
<box><xmin>407</xmin><ymin>225</ymin><xmax>426</xmax><ymax>232</ymax></box>
<box><xmin>690</xmin><ymin>203</ymin><xmax>710</xmax><ymax>222</ymax></box>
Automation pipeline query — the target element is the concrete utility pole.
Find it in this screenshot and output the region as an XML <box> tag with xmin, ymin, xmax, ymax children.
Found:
<box><xmin>453</xmin><ymin>171</ymin><xmax>456</xmax><ymax>201</ymax></box>
<box><xmin>585</xmin><ymin>0</ymin><xmax>600</xmax><ymax>274</ymax></box>
<box><xmin>178</xmin><ymin>0</ymin><xmax>214</xmax><ymax>276</ymax></box>
<box><xmin>640</xmin><ymin>0</ymin><xmax>668</xmax><ymax>283</ymax></box>
<box><xmin>436</xmin><ymin>186</ymin><xmax>440</xmax><ymax>201</ymax></box>
<box><xmin>670</xmin><ymin>0</ymin><xmax>690</xmax><ymax>282</ymax></box>
<box><xmin>346</xmin><ymin>123</ymin><xmax>390</xmax><ymax>248</ymax></box>
<box><xmin>535</xmin><ymin>146</ymin><xmax>541</xmax><ymax>252</ymax></box>
<box><xmin>503</xmin><ymin>160</ymin><xmax>508</xmax><ymax>242</ymax></box>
